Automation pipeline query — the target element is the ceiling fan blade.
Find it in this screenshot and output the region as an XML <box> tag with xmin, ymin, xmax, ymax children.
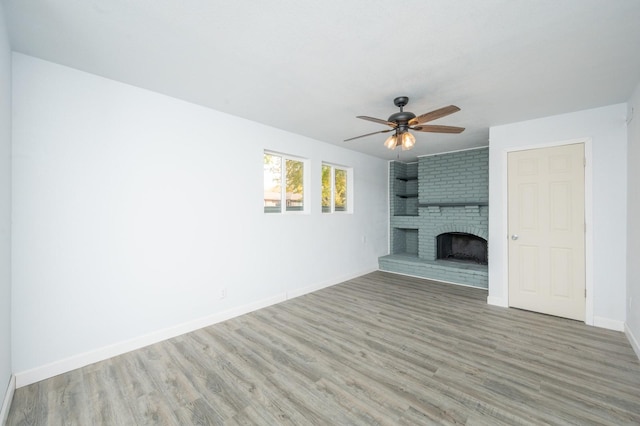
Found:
<box><xmin>344</xmin><ymin>129</ymin><xmax>394</xmax><ymax>142</ymax></box>
<box><xmin>411</xmin><ymin>125</ymin><xmax>465</xmax><ymax>134</ymax></box>
<box><xmin>408</xmin><ymin>105</ymin><xmax>460</xmax><ymax>125</ymax></box>
<box><xmin>357</xmin><ymin>116</ymin><xmax>398</xmax><ymax>128</ymax></box>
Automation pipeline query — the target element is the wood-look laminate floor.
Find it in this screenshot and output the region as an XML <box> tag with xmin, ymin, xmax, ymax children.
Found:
<box><xmin>7</xmin><ymin>271</ymin><xmax>640</xmax><ymax>425</ymax></box>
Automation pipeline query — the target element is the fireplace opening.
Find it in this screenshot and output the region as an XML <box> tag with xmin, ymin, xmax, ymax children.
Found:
<box><xmin>437</xmin><ymin>232</ymin><xmax>488</xmax><ymax>265</ymax></box>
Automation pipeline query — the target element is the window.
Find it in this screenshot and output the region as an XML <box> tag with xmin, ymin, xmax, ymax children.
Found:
<box><xmin>264</xmin><ymin>152</ymin><xmax>306</xmax><ymax>213</ymax></box>
<box><xmin>322</xmin><ymin>163</ymin><xmax>351</xmax><ymax>213</ymax></box>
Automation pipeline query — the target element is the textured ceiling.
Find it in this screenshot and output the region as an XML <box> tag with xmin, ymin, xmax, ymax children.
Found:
<box><xmin>4</xmin><ymin>0</ymin><xmax>640</xmax><ymax>161</ymax></box>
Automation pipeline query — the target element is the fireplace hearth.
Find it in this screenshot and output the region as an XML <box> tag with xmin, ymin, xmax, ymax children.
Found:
<box><xmin>437</xmin><ymin>232</ymin><xmax>488</xmax><ymax>265</ymax></box>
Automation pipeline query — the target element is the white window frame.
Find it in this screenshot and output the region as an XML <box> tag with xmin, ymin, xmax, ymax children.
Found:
<box><xmin>322</xmin><ymin>162</ymin><xmax>353</xmax><ymax>214</ymax></box>
<box><xmin>264</xmin><ymin>151</ymin><xmax>310</xmax><ymax>214</ymax></box>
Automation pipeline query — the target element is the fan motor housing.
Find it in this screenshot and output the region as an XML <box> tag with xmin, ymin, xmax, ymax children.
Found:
<box><xmin>388</xmin><ymin>111</ymin><xmax>416</xmax><ymax>124</ymax></box>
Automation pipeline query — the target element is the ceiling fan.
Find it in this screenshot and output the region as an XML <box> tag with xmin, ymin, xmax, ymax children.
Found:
<box><xmin>345</xmin><ymin>96</ymin><xmax>465</xmax><ymax>151</ymax></box>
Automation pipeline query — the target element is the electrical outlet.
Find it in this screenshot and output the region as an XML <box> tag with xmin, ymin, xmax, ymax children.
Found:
<box><xmin>219</xmin><ymin>287</ymin><xmax>227</xmax><ymax>300</ymax></box>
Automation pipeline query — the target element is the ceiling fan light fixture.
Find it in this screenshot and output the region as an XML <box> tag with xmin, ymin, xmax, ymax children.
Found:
<box><xmin>344</xmin><ymin>96</ymin><xmax>464</xmax><ymax>150</ymax></box>
<box><xmin>400</xmin><ymin>132</ymin><xmax>416</xmax><ymax>151</ymax></box>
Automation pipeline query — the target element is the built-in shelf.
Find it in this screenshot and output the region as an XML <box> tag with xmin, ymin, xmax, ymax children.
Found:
<box><xmin>391</xmin><ymin>227</ymin><xmax>419</xmax><ymax>256</ymax></box>
<box><xmin>419</xmin><ymin>202</ymin><xmax>488</xmax><ymax>207</ymax></box>
<box><xmin>391</xmin><ymin>162</ymin><xmax>419</xmax><ymax>219</ymax></box>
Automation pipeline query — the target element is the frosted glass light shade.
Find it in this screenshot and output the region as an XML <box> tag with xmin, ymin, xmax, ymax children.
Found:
<box><xmin>384</xmin><ymin>134</ymin><xmax>397</xmax><ymax>149</ymax></box>
<box><xmin>400</xmin><ymin>132</ymin><xmax>416</xmax><ymax>150</ymax></box>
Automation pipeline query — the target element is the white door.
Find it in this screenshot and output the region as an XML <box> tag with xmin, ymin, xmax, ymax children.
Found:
<box><xmin>508</xmin><ymin>143</ymin><xmax>585</xmax><ymax>321</ymax></box>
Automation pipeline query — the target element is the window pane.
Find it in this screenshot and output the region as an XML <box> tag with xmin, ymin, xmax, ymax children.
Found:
<box><xmin>335</xmin><ymin>168</ymin><xmax>347</xmax><ymax>211</ymax></box>
<box><xmin>321</xmin><ymin>164</ymin><xmax>331</xmax><ymax>213</ymax></box>
<box><xmin>285</xmin><ymin>159</ymin><xmax>304</xmax><ymax>212</ymax></box>
<box><xmin>264</xmin><ymin>153</ymin><xmax>282</xmax><ymax>213</ymax></box>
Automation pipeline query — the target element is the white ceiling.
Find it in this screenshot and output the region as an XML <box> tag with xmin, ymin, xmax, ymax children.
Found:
<box><xmin>4</xmin><ymin>0</ymin><xmax>640</xmax><ymax>161</ymax></box>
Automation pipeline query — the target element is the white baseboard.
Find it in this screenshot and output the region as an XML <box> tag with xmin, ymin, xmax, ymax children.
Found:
<box><xmin>487</xmin><ymin>296</ymin><xmax>509</xmax><ymax>307</ymax></box>
<box><xmin>593</xmin><ymin>316</ymin><xmax>625</xmax><ymax>332</ymax></box>
<box><xmin>625</xmin><ymin>323</ymin><xmax>640</xmax><ymax>361</ymax></box>
<box><xmin>14</xmin><ymin>269</ymin><xmax>380</xmax><ymax>389</ymax></box>
<box><xmin>287</xmin><ymin>267</ymin><xmax>378</xmax><ymax>300</ymax></box>
<box><xmin>15</xmin><ymin>293</ymin><xmax>288</xmax><ymax>388</ymax></box>
<box><xmin>0</xmin><ymin>375</ymin><xmax>15</xmax><ymax>425</ymax></box>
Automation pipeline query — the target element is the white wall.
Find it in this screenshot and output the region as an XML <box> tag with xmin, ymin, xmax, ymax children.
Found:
<box><xmin>0</xmin><ymin>0</ymin><xmax>13</xmax><ymax>416</ymax></box>
<box><xmin>11</xmin><ymin>53</ymin><xmax>389</xmax><ymax>385</ymax></box>
<box><xmin>488</xmin><ymin>104</ymin><xmax>628</xmax><ymax>330</ymax></box>
<box><xmin>627</xmin><ymin>83</ymin><xmax>640</xmax><ymax>357</ymax></box>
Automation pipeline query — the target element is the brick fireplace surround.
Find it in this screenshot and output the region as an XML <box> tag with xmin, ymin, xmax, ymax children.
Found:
<box><xmin>379</xmin><ymin>148</ymin><xmax>489</xmax><ymax>288</ymax></box>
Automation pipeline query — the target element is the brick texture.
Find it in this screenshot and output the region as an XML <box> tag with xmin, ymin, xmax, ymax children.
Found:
<box><xmin>383</xmin><ymin>148</ymin><xmax>489</xmax><ymax>288</ymax></box>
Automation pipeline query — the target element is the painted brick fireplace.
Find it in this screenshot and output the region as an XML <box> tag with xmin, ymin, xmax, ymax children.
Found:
<box><xmin>379</xmin><ymin>148</ymin><xmax>489</xmax><ymax>288</ymax></box>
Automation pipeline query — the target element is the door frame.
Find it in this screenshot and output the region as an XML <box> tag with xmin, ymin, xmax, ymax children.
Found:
<box><xmin>500</xmin><ymin>137</ymin><xmax>593</xmax><ymax>325</ymax></box>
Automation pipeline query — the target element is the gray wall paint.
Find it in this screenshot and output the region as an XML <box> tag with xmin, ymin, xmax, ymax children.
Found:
<box><xmin>0</xmin><ymin>0</ymin><xmax>12</xmax><ymax>407</ymax></box>
<box><xmin>418</xmin><ymin>149</ymin><xmax>489</xmax><ymax>204</ymax></box>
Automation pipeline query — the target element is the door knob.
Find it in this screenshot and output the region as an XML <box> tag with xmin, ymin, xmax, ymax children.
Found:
<box><xmin>511</xmin><ymin>234</ymin><xmax>519</xmax><ymax>240</ymax></box>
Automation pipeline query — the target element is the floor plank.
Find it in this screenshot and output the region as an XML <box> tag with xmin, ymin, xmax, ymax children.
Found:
<box><xmin>7</xmin><ymin>271</ymin><xmax>640</xmax><ymax>425</ymax></box>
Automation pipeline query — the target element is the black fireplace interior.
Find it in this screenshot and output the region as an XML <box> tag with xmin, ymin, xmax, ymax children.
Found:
<box><xmin>437</xmin><ymin>232</ymin><xmax>488</xmax><ymax>265</ymax></box>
